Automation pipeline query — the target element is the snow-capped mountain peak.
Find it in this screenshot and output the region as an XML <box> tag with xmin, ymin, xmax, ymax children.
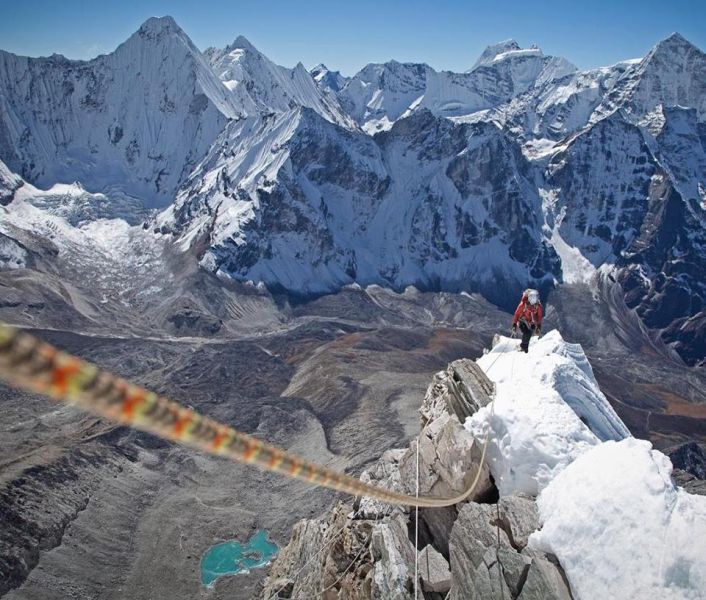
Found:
<box><xmin>591</xmin><ymin>31</ymin><xmax>706</xmax><ymax>125</ymax></box>
<box><xmin>0</xmin><ymin>15</ymin><xmax>239</xmax><ymax>209</ymax></box>
<box><xmin>229</xmin><ymin>34</ymin><xmax>258</xmax><ymax>52</ymax></box>
<box><xmin>470</xmin><ymin>38</ymin><xmax>522</xmax><ymax>70</ymax></box>
<box><xmin>135</xmin><ymin>15</ymin><xmax>182</xmax><ymax>38</ymax></box>
<box><xmin>310</xmin><ymin>63</ymin><xmax>347</xmax><ymax>92</ymax></box>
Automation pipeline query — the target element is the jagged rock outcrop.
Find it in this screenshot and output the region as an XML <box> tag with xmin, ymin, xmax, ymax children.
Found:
<box><xmin>669</xmin><ymin>441</ymin><xmax>706</xmax><ymax>495</ymax></box>
<box><xmin>418</xmin><ymin>545</ymin><xmax>451</xmax><ymax>594</ymax></box>
<box><xmin>448</xmin><ymin>499</ymin><xmax>572</xmax><ymax>600</ymax></box>
<box><xmin>420</xmin><ymin>358</ymin><xmax>494</xmax><ymax>424</ymax></box>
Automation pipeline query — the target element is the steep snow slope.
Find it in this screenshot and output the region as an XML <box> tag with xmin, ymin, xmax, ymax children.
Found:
<box><xmin>546</xmin><ymin>113</ymin><xmax>658</xmax><ymax>265</ymax></box>
<box><xmin>467</xmin><ymin>331</ymin><xmax>706</xmax><ymax>600</ymax></box>
<box><xmin>0</xmin><ymin>16</ymin><xmax>237</xmax><ymax>208</ymax></box>
<box><xmin>204</xmin><ymin>38</ymin><xmax>355</xmax><ymax>129</ymax></box>
<box><xmin>338</xmin><ymin>42</ymin><xmax>575</xmax><ymax>133</ymax></box>
<box><xmin>160</xmin><ymin>108</ymin><xmax>559</xmax><ymax>308</ymax></box>
<box><xmin>491</xmin><ymin>60</ymin><xmax>638</xmax><ymax>143</ymax></box>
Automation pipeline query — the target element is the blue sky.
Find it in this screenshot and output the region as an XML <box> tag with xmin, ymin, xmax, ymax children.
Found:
<box><xmin>1</xmin><ymin>0</ymin><xmax>704</xmax><ymax>74</ymax></box>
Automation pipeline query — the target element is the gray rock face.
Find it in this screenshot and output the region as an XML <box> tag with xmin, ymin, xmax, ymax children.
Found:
<box><xmin>265</xmin><ymin>352</ymin><xmax>500</xmax><ymax>599</ymax></box>
<box><xmin>420</xmin><ymin>358</ymin><xmax>495</xmax><ymax>425</ymax></box>
<box><xmin>668</xmin><ymin>441</ymin><xmax>706</xmax><ymax>480</ymax></box>
<box><xmin>370</xmin><ymin>514</ymin><xmax>416</xmax><ymax>599</ymax></box>
<box><xmin>449</xmin><ymin>502</ymin><xmax>573</xmax><ymax>600</ymax></box>
<box><xmin>497</xmin><ymin>495</ymin><xmax>541</xmax><ymax>550</ymax></box>
<box><xmin>418</xmin><ymin>545</ymin><xmax>451</xmax><ymax>593</ymax></box>
<box><xmin>264</xmin><ymin>351</ymin><xmax>574</xmax><ymax>600</ymax></box>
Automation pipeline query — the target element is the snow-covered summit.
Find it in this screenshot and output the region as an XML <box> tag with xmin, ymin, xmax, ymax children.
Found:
<box><xmin>134</xmin><ymin>15</ymin><xmax>183</xmax><ymax>39</ymax></box>
<box><xmin>592</xmin><ymin>31</ymin><xmax>706</xmax><ymax>124</ymax></box>
<box><xmin>0</xmin><ymin>16</ymin><xmax>237</xmax><ymax>208</ymax></box>
<box><xmin>470</xmin><ymin>39</ymin><xmax>522</xmax><ymax>70</ymax></box>
<box><xmin>310</xmin><ymin>63</ymin><xmax>347</xmax><ymax>92</ymax></box>
<box><xmin>338</xmin><ymin>44</ymin><xmax>575</xmax><ymax>132</ymax></box>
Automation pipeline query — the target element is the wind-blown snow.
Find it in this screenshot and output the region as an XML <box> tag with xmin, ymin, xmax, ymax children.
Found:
<box><xmin>530</xmin><ymin>438</ymin><xmax>706</xmax><ymax>600</ymax></box>
<box><xmin>465</xmin><ymin>330</ymin><xmax>630</xmax><ymax>496</ymax></box>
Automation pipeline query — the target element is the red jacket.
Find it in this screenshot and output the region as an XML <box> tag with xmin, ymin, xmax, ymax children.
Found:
<box><xmin>513</xmin><ymin>296</ymin><xmax>543</xmax><ymax>327</ymax></box>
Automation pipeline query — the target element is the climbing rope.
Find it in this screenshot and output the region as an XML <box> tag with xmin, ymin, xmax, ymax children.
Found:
<box><xmin>414</xmin><ymin>425</ymin><xmax>420</xmax><ymax>599</ymax></box>
<box><xmin>0</xmin><ymin>323</ymin><xmax>495</xmax><ymax>509</ymax></box>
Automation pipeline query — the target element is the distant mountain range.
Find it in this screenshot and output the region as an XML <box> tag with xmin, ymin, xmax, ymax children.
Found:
<box><xmin>1</xmin><ymin>16</ymin><xmax>705</xmax><ymax>365</ymax></box>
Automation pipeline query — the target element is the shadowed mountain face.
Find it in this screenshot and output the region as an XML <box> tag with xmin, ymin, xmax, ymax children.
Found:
<box><xmin>0</xmin><ymin>16</ymin><xmax>706</xmax><ymax>600</ymax></box>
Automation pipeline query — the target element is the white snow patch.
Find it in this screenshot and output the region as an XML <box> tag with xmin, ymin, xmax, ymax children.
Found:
<box><xmin>465</xmin><ymin>331</ymin><xmax>629</xmax><ymax>496</ymax></box>
<box><xmin>551</xmin><ymin>224</ymin><xmax>598</xmax><ymax>284</ymax></box>
<box><xmin>530</xmin><ymin>438</ymin><xmax>706</xmax><ymax>600</ymax></box>
<box><xmin>521</xmin><ymin>138</ymin><xmax>560</xmax><ymax>160</ymax></box>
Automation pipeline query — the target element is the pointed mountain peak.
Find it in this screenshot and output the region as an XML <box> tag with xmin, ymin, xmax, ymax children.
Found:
<box><xmin>641</xmin><ymin>32</ymin><xmax>704</xmax><ymax>70</ymax></box>
<box><xmin>471</xmin><ymin>39</ymin><xmax>522</xmax><ymax>70</ymax></box>
<box><xmin>660</xmin><ymin>32</ymin><xmax>690</xmax><ymax>46</ymax></box>
<box><xmin>649</xmin><ymin>32</ymin><xmax>701</xmax><ymax>57</ymax></box>
<box><xmin>120</xmin><ymin>16</ymin><xmax>200</xmax><ymax>57</ymax></box>
<box><xmin>311</xmin><ymin>63</ymin><xmax>328</xmax><ymax>74</ymax></box>
<box><xmin>229</xmin><ymin>35</ymin><xmax>259</xmax><ymax>53</ymax></box>
<box><xmin>137</xmin><ymin>15</ymin><xmax>182</xmax><ymax>38</ymax></box>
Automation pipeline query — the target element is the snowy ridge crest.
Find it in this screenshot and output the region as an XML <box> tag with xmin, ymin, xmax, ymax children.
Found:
<box><xmin>467</xmin><ymin>330</ymin><xmax>629</xmax><ymax>497</ymax></box>
<box><xmin>467</xmin><ymin>330</ymin><xmax>706</xmax><ymax>600</ymax></box>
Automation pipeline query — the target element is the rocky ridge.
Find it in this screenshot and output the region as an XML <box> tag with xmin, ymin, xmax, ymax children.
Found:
<box><xmin>262</xmin><ymin>356</ymin><xmax>572</xmax><ymax>600</ymax></box>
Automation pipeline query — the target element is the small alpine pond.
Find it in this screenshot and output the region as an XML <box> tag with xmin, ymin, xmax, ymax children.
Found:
<box><xmin>200</xmin><ymin>529</ymin><xmax>279</xmax><ymax>587</ymax></box>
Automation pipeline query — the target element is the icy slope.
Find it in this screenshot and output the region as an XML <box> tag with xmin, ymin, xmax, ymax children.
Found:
<box><xmin>466</xmin><ymin>331</ymin><xmax>629</xmax><ymax>496</ymax></box>
<box><xmin>467</xmin><ymin>330</ymin><xmax>706</xmax><ymax>600</ymax></box>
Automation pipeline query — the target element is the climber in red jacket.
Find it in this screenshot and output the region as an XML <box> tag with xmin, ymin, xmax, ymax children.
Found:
<box><xmin>512</xmin><ymin>289</ymin><xmax>543</xmax><ymax>353</ymax></box>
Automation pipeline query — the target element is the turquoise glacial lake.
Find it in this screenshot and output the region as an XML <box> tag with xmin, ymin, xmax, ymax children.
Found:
<box><xmin>200</xmin><ymin>530</ymin><xmax>279</xmax><ymax>587</ymax></box>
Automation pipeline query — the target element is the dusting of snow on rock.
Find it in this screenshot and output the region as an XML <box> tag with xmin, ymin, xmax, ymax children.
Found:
<box><xmin>465</xmin><ymin>330</ymin><xmax>629</xmax><ymax>496</ymax></box>
<box><xmin>0</xmin><ymin>232</ymin><xmax>28</xmax><ymax>269</ymax></box>
<box><xmin>530</xmin><ymin>438</ymin><xmax>706</xmax><ymax>600</ymax></box>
